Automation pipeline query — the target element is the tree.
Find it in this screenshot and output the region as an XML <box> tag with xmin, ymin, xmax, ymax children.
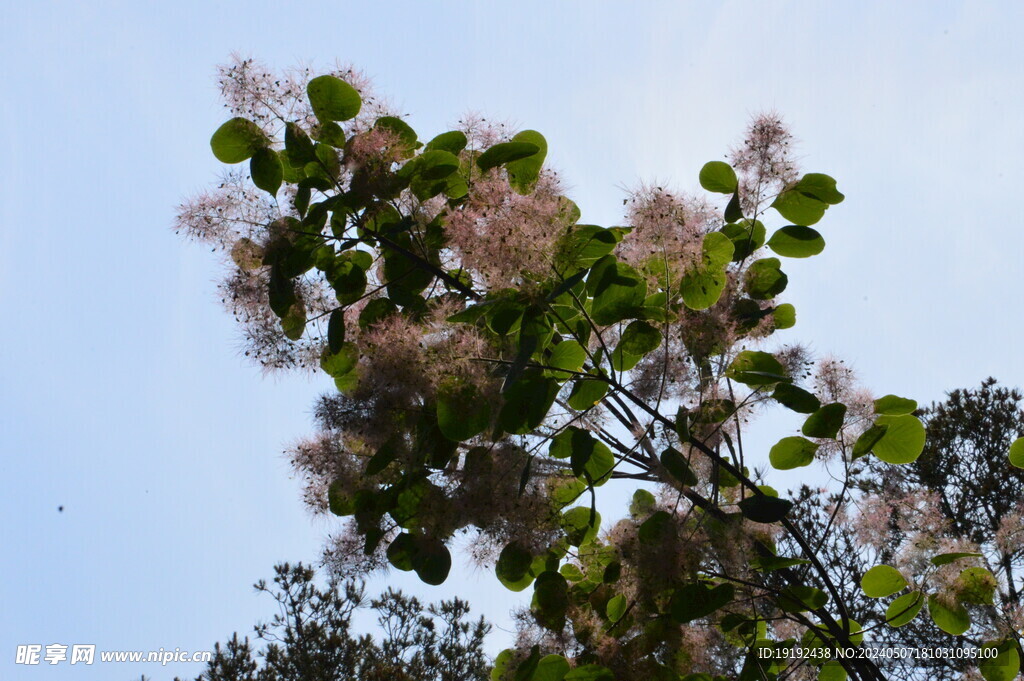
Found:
<box><xmin>180</xmin><ymin>562</ymin><xmax>491</xmax><ymax>681</ymax></box>
<box><xmin>784</xmin><ymin>378</ymin><xmax>1024</xmax><ymax>680</ymax></box>
<box><xmin>177</xmin><ymin>56</ymin><xmax>1022</xmax><ymax>680</ymax></box>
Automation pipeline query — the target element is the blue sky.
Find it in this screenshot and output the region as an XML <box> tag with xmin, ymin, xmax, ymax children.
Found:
<box><xmin>2</xmin><ymin>1</ymin><xmax>1023</xmax><ymax>679</ymax></box>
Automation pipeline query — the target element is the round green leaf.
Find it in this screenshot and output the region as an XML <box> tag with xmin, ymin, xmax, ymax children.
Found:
<box><xmin>567</xmin><ymin>379</ymin><xmax>607</xmax><ymax>410</ymax></box>
<box><xmin>561</xmin><ymin>506</ymin><xmax>601</xmax><ymax>547</ymax></box>
<box><xmin>928</xmin><ymin>594</ymin><xmax>970</xmax><ymax>635</ymax></box>
<box><xmin>726</xmin><ymin>350</ymin><xmax>789</xmax><ymax>386</ymax></box>
<box><xmin>548</xmin><ymin>340</ymin><xmax>586</xmax><ymax>374</ymax></box>
<box><xmin>769</xmin><ymin>436</ymin><xmax>819</xmax><ymax>470</ymax></box>
<box><xmin>533</xmin><ymin>571</ymin><xmax>569</xmax><ymax>628</ymax></box>
<box><xmin>606</xmin><ymin>593</ymin><xmax>627</xmax><ymax>621</ymax></box>
<box><xmin>307</xmin><ymin>75</ymin><xmax>362</xmax><ymax>121</ymax></box>
<box><xmin>979</xmin><ymin>640</ymin><xmax>1021</xmax><ymax>681</ymax></box>
<box><xmin>738</xmin><ymin>495</ymin><xmax>793</xmax><ymax>524</ymax></box>
<box><xmin>772</xmin><ymin>384</ymin><xmax>821</xmax><ymax>414</ymax></box>
<box><xmin>210</xmin><ymin>117</ymin><xmax>267</xmax><ymax>163</ymax></box>
<box><xmin>496</xmin><ymin>542</ymin><xmax>534</xmax><ymax>591</ymax></box>
<box><xmin>957</xmin><ymin>567</ymin><xmax>996</xmax><ymax>605</ymax></box>
<box><xmin>773</xmin><ymin>303</ymin><xmax>796</xmax><ymax>329</ymax></box>
<box><xmin>436</xmin><ymin>380</ymin><xmax>491</xmax><ymax>441</ymax></box>
<box><xmin>860</xmin><ymin>565</ymin><xmax>907</xmax><ymax>598</ymax></box>
<box><xmin>699</xmin><ymin>161</ymin><xmax>738</xmax><ymax>194</ymax></box>
<box><xmin>534</xmin><ymin>654</ymin><xmax>571</xmax><ymax>681</ymax></box>
<box><xmin>771</xmin><ymin>189</ymin><xmax>827</xmax><ymax>225</ymax></box>
<box><xmin>564</xmin><ymin>664</ymin><xmax>614</xmax><ymax>681</ymax></box>
<box><xmin>744</xmin><ymin>257</ymin><xmax>788</xmax><ymax>300</ymax></box>
<box><xmin>386</xmin><ymin>533</ymin><xmax>416</xmax><ymax>571</ymax></box>
<box><xmin>411</xmin><ymin>536</ymin><xmax>452</xmax><ymax>585</ymax></box>
<box><xmin>791</xmin><ymin>173</ymin><xmax>845</xmax><ymax>205</ymax></box>
<box><xmin>618</xmin><ymin>320</ymin><xmax>662</xmax><ymax>357</ymax></box>
<box><xmin>1009</xmin><ymin>437</ymin><xmax>1024</xmax><ymax>468</ymax></box>
<box><xmin>250</xmin><ymin>147</ymin><xmax>283</xmax><ymax>195</ymax></box>
<box><xmin>720</xmin><ymin>220</ymin><xmax>766</xmax><ymax>261</ymax></box>
<box><xmin>777</xmin><ymin>585</ymin><xmax>828</xmax><ymax>613</ymax></box>
<box><xmin>873</xmin><ymin>394</ymin><xmax>918</xmax><ymax>415</ymax></box>
<box><xmin>872</xmin><ymin>414</ymin><xmax>926</xmax><ymax>464</ymax></box>
<box><xmin>507</xmin><ymin>130</ymin><xmax>547</xmax><ymax>194</ymax></box>
<box><xmin>802</xmin><ymin>403</ymin><xmax>847</xmax><ymax>439</ymax></box>
<box><xmin>476</xmin><ymin>141</ymin><xmax>540</xmax><ymax>171</ymax></box>
<box><xmin>424</xmin><ymin>130</ymin><xmax>468</xmax><ymax>154</ymax></box>
<box><xmin>767</xmin><ymin>225</ymin><xmax>825</xmax><ymax>258</ymax></box>
<box><xmin>670</xmin><ymin>582</ymin><xmax>735</xmax><ymax>622</ymax></box>
<box><xmin>660</xmin><ymin>447</ymin><xmax>698</xmax><ymax>485</ymax></box>
<box><xmin>818</xmin><ymin>660</ymin><xmax>847</xmax><ymax>681</ymax></box>
<box><xmin>885</xmin><ymin>590</ymin><xmax>924</xmax><ymax>627</ymax></box>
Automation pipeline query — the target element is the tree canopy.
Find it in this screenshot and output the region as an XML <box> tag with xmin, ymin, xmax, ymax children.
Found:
<box><xmin>177</xmin><ymin>57</ymin><xmax>1024</xmax><ymax>681</ymax></box>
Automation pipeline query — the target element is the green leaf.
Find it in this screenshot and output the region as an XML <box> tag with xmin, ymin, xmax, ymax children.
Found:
<box><xmin>411</xmin><ymin>536</ymin><xmax>452</xmax><ymax>585</ymax></box>
<box><xmin>567</xmin><ymin>379</ymin><xmax>608</xmax><ymax>410</ymax></box>
<box><xmin>588</xmin><ymin>256</ymin><xmax>647</xmax><ymax>325</ymax></box>
<box><xmin>387</xmin><ymin>533</ymin><xmax>416</xmax><ymax>571</ymax></box>
<box><xmin>872</xmin><ymin>414</ymin><xmax>926</xmax><ymax>464</ymax></box>
<box><xmin>773</xmin><ymin>303</ymin><xmax>796</xmax><ymax>329</ymax></box>
<box><xmin>210</xmin><ymin>118</ymin><xmax>267</xmax><ymax>163</ymax></box>
<box><xmin>638</xmin><ymin>510</ymin><xmax>674</xmax><ymax>545</ymax></box>
<box><xmin>327</xmin><ymin>309</ymin><xmax>346</xmax><ymax>354</ymax></box>
<box><xmin>424</xmin><ymin>130</ymin><xmax>468</xmax><ymax>154</ymax></box>
<box><xmin>533</xmin><ymin>571</ymin><xmax>569</xmax><ymax>629</ymax></box>
<box><xmin>618</xmin><ymin>320</ymin><xmax>662</xmax><ymax>356</ymax></box>
<box><xmin>307</xmin><ymin>75</ymin><xmax>361</xmax><ymax>121</ymax></box>
<box><xmin>852</xmin><ymin>424</ymin><xmax>889</xmax><ymax>459</ymax></box>
<box><xmin>250</xmin><ymin>147</ymin><xmax>283</xmax><ymax>195</ymax></box>
<box><xmin>772</xmin><ymin>384</ymin><xmax>820</xmax><ymax>414</ymax></box>
<box><xmin>767</xmin><ymin>225</ymin><xmax>825</xmax><ymax>258</ymax></box>
<box><xmin>534</xmin><ymin>654</ymin><xmax>571</xmax><ymax>681</ymax></box>
<box><xmin>561</xmin><ymin>506</ymin><xmax>601</xmax><ymax>547</ymax></box>
<box><xmin>507</xmin><ymin>130</ymin><xmax>547</xmax><ymax>194</ymax></box>
<box><xmin>327</xmin><ymin>480</ymin><xmax>355</xmax><ymax>516</ymax></box>
<box><xmin>671</xmin><ymin>582</ymin><xmax>735</xmax><ymax>622</ymax></box>
<box><xmin>280</xmin><ymin>302</ymin><xmax>306</xmax><ymax>340</ymax></box>
<box><xmin>738</xmin><ymin>495</ymin><xmax>793</xmax><ymax>524</ymax></box>
<box><xmin>661</xmin><ymin>447</ymin><xmax>698</xmax><ymax>485</ymax></box>
<box><xmin>680</xmin><ymin>232</ymin><xmax>734</xmax><ymax>310</ymax></box>
<box><xmin>819</xmin><ymin>660</ymin><xmax>848</xmax><ymax>681</ymax></box>
<box><xmin>957</xmin><ymin>567</ymin><xmax>997</xmax><ymax>605</ymax></box>
<box><xmin>720</xmin><ymin>220</ymin><xmax>766</xmax><ymax>261</ymax></box>
<box><xmin>436</xmin><ymin>379</ymin><xmax>491</xmax><ymax>441</ymax></box>
<box><xmin>285</xmin><ymin>122</ymin><xmax>317</xmax><ymax>167</ymax></box>
<box><xmin>771</xmin><ymin>189</ymin><xmax>827</xmax><ymax>225</ymax></box>
<box><xmin>498</xmin><ymin>372</ymin><xmax>559</xmax><ymax>434</ymax></box>
<box><xmin>769</xmin><ymin>436</ymin><xmax>819</xmax><ymax>470</ymax></box>
<box><xmin>802</xmin><ymin>403</ymin><xmax>847</xmax><ymax>439</ymax></box>
<box><xmin>777</xmin><ymin>585</ymin><xmax>829</xmax><ymax>612</ymax></box>
<box><xmin>374</xmin><ymin>116</ymin><xmax>418</xmax><ymax>150</ymax></box>
<box><xmin>930</xmin><ymin>551</ymin><xmax>984</xmax><ymax>566</ymax></box>
<box><xmin>1009</xmin><ymin>437</ymin><xmax>1024</xmax><ymax>468</ymax></box>
<box><xmin>873</xmin><ymin>394</ymin><xmax>918</xmax><ymax>415</ymax></box>
<box><xmin>320</xmin><ymin>343</ymin><xmax>358</xmax><ymax>378</ymax></box>
<box><xmin>699</xmin><ymin>161</ymin><xmax>738</xmax><ymax>194</ymax></box>
<box><xmin>979</xmin><ymin>640</ymin><xmax>1021</xmax><ymax>681</ymax></box>
<box><xmin>860</xmin><ymin>565</ymin><xmax>907</xmax><ymax>598</ymax></box>
<box><xmin>743</xmin><ymin>258</ymin><xmax>788</xmax><ymax>300</ymax></box>
<box><xmin>606</xmin><ymin>594</ymin><xmax>627</xmax><ymax>621</ymax></box>
<box><xmin>885</xmin><ymin>591</ymin><xmax>924</xmax><ymax>627</ymax></box>
<box><xmin>477</xmin><ymin>142</ymin><xmax>540</xmax><ymax>171</ymax></box>
<box><xmin>416</xmin><ymin>149</ymin><xmax>461</xmax><ymax>180</ymax></box>
<box><xmin>564</xmin><ymin>664</ymin><xmax>614</xmax><ymax>681</ymax></box>
<box><xmin>725</xmin><ymin>350</ymin><xmax>789</xmax><ymax>386</ymax></box>
<box><xmin>548</xmin><ymin>340</ymin><xmax>586</xmax><ymax>374</ymax></box>
<box><xmin>928</xmin><ymin>594</ymin><xmax>970</xmax><ymax>635</ymax></box>
<box><xmin>497</xmin><ymin>542</ymin><xmax>534</xmax><ymax>591</ymax></box>
<box><xmin>555</xmin><ymin>225</ymin><xmax>618</xmax><ymax>274</ymax></box>
<box><xmin>792</xmin><ymin>173</ymin><xmax>845</xmax><ymax>205</ymax></box>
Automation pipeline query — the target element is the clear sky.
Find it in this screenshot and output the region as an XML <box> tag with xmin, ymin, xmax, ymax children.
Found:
<box><xmin>2</xmin><ymin>1</ymin><xmax>1023</xmax><ymax>679</ymax></box>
